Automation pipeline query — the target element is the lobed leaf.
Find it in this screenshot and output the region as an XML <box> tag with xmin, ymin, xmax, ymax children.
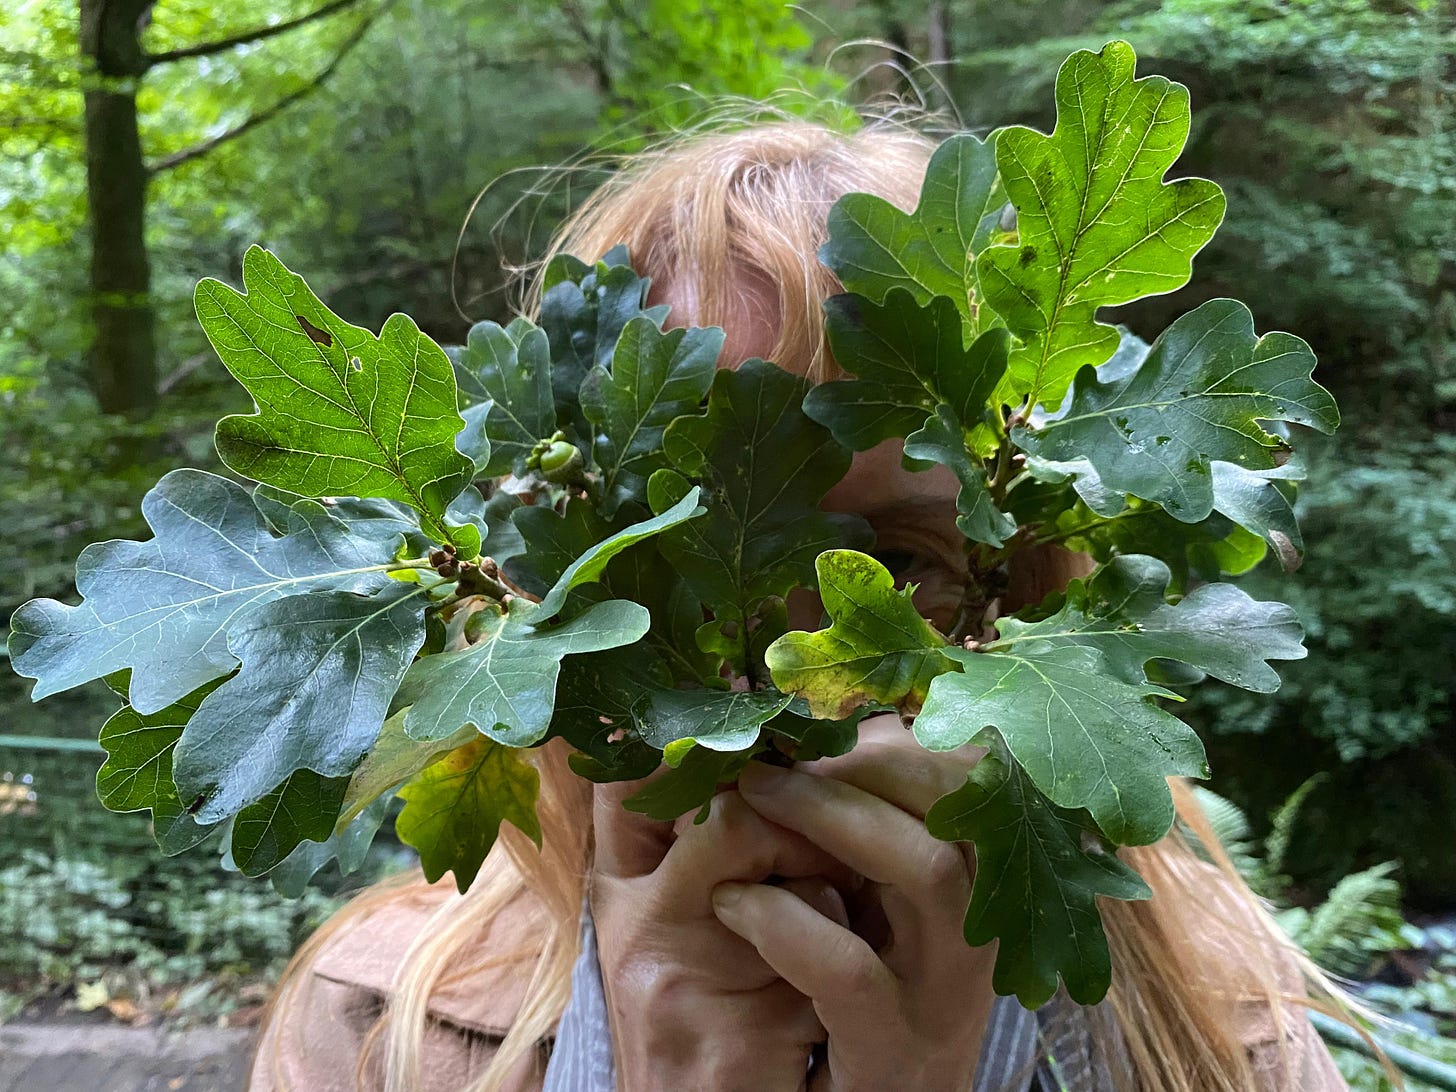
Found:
<box><xmin>634</xmin><ymin>688</ymin><xmax>793</xmax><ymax>762</ymax></box>
<box><xmin>1014</xmin><ymin>299</ymin><xmax>1338</xmax><ymax>523</ymax></box>
<box><xmin>196</xmin><ymin>246</ymin><xmax>476</xmax><ymax>552</ymax></box>
<box><xmin>539</xmin><ymin>244</ymin><xmax>670</xmax><ymax>424</ymax></box>
<box><xmin>765</xmin><ymin>550</ymin><xmax>950</xmax><ymax>718</ymax></box>
<box><xmin>622</xmin><ymin>743</ymin><xmax>757</xmax><ymax>823</ymax></box>
<box><xmin>820</xmin><ymin>132</ymin><xmax>1006</xmax><ymax>333</ymax></box>
<box><xmin>915</xmin><ymin>644</ymin><xmax>1207</xmax><ymax>845</ymax></box>
<box><xmin>977</xmin><ymin>41</ymin><xmax>1226</xmax><ymax>405</ymax></box>
<box><xmin>230</xmin><ymin>768</ymin><xmax>348</xmax><ymax>875</ymax></box>
<box><xmin>401</xmin><ymin>598</ymin><xmax>650</xmax><ymax>747</ymax></box>
<box><xmin>581</xmin><ymin>316</ymin><xmax>722</xmax><ymax>515</ymax></box>
<box><xmin>925</xmin><ymin>732</ymin><xmax>1151</xmax><ymax>1007</ymax></box>
<box><xmin>648</xmin><ymin>358</ymin><xmax>870</xmax><ymax>679</ymax></box>
<box><xmin>903</xmin><ymin>406</ymin><xmax>1017</xmax><ymax>548</ymax></box>
<box><xmin>454</xmin><ymin>317</ymin><xmax>556</xmax><ymax>477</ymax></box>
<box><xmin>988</xmin><ymin>554</ymin><xmax>1306</xmax><ymax>693</ymax></box>
<box><xmin>553</xmin><ymin>647</ymin><xmax>671</xmax><ymax>784</ymax></box>
<box><xmin>171</xmin><ymin>583</ymin><xmax>430</xmax><ymax>822</ymax></box>
<box><xmin>509</xmin><ymin>499</ymin><xmax>722</xmax><ymax>684</ymax></box>
<box><xmin>337</xmin><ymin>710</ymin><xmax>474</xmax><ymax>829</ymax></box>
<box><xmin>809</xmin><ymin>290</ymin><xmax>1009</xmax><ymax>451</ymax></box>
<box><xmin>396</xmin><ymin>736</ymin><xmax>542</xmax><ymax>892</ymax></box>
<box><xmin>96</xmin><ymin>680</ymin><xmax>223</xmax><ymax>855</ymax></box>
<box><xmin>1036</xmin><ymin>495</ymin><xmax>1275</xmax><ymax>599</ymax></box>
<box><xmin>533</xmin><ymin>488</ymin><xmax>704</xmax><ymax>618</ymax></box>
<box><xmin>9</xmin><ymin>470</ymin><xmax>403</xmax><ymax>715</ymax></box>
<box><xmin>268</xmin><ymin>795</ymin><xmax>391</xmax><ymax>897</ymax></box>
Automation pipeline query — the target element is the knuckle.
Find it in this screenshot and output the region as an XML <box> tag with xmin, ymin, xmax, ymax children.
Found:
<box><xmin>831</xmin><ymin>937</ymin><xmax>884</xmax><ymax>995</ymax></box>
<box><xmin>704</xmin><ymin>790</ymin><xmax>755</xmax><ymax>838</ymax></box>
<box><xmin>917</xmin><ymin>840</ymin><xmax>970</xmax><ymax>890</ymax></box>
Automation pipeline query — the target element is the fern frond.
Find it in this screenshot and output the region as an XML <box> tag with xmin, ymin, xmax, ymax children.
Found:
<box><xmin>1289</xmin><ymin>861</ymin><xmax>1408</xmax><ymax>978</ymax></box>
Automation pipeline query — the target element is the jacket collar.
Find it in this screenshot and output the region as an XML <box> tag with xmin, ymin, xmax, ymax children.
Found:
<box><xmin>310</xmin><ymin>887</ymin><xmax>550</xmax><ymax>1039</ymax></box>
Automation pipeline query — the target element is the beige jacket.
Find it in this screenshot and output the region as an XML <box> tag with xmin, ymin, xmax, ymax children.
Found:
<box><xmin>250</xmin><ymin>887</ymin><xmax>1349</xmax><ymax>1092</ymax></box>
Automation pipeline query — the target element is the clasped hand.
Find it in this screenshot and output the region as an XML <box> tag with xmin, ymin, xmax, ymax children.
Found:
<box><xmin>590</xmin><ymin>716</ymin><xmax>996</xmax><ymax>1092</ymax></box>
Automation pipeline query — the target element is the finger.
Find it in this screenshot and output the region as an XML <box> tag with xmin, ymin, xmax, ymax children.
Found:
<box><xmin>657</xmin><ymin>790</ymin><xmax>859</xmax><ymax>907</ymax></box>
<box><xmin>776</xmin><ymin>877</ymin><xmax>851</xmax><ymax>930</ymax></box>
<box><xmin>800</xmin><ymin>735</ymin><xmax>983</xmax><ymax>820</ymax></box>
<box><xmin>711</xmin><ymin>881</ymin><xmax>895</xmax><ymax>1032</ymax></box>
<box><xmin>723</xmin><ymin>978</ymin><xmax>827</xmax><ymax>1051</ymax></box>
<box><xmin>592</xmin><ymin>773</ymin><xmax>673</xmax><ymax>879</ymax></box>
<box><xmin>737</xmin><ymin>763</ymin><xmax>972</xmax><ymax>900</ymax></box>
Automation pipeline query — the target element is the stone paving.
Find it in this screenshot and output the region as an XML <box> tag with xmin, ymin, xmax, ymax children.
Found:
<box><xmin>0</xmin><ymin>1022</ymin><xmax>254</xmax><ymax>1091</ymax></box>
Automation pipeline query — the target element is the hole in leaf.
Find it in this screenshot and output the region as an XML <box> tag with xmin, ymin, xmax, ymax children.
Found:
<box><xmin>296</xmin><ymin>315</ymin><xmax>332</xmax><ymax>347</ymax></box>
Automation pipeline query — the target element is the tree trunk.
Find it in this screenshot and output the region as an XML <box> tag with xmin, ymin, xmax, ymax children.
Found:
<box><xmin>79</xmin><ymin>0</ymin><xmax>157</xmax><ymax>417</ymax></box>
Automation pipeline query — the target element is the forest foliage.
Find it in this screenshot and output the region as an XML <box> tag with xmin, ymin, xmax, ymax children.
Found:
<box><xmin>1</xmin><ymin>0</ymin><xmax>1452</xmax><ymax>913</ymax></box>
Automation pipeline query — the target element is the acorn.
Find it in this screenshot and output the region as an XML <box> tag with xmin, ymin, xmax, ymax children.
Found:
<box><xmin>537</xmin><ymin>439</ymin><xmax>584</xmax><ymax>483</ymax></box>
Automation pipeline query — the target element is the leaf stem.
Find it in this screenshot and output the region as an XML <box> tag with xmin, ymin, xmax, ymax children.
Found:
<box><xmin>386</xmin><ymin>557</ymin><xmax>437</xmax><ymax>572</ymax></box>
<box><xmin>1032</xmin><ymin>506</ymin><xmax>1148</xmax><ymax>548</ymax></box>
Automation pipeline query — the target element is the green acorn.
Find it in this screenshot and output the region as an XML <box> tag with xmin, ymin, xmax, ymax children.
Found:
<box><xmin>537</xmin><ymin>439</ymin><xmax>584</xmax><ymax>483</ymax></box>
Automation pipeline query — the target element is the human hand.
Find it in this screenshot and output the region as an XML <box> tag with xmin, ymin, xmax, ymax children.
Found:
<box><xmin>591</xmin><ymin>776</ymin><xmax>858</xmax><ymax>1092</ymax></box>
<box><xmin>711</xmin><ymin>715</ymin><xmax>997</xmax><ymax>1092</ymax></box>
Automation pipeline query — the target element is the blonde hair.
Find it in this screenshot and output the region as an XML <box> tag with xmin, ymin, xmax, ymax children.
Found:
<box><xmin>259</xmin><ymin>111</ymin><xmax>1378</xmax><ymax>1092</ymax></box>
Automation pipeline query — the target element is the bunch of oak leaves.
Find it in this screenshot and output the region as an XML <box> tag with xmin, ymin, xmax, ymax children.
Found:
<box><xmin>8</xmin><ymin>41</ymin><xmax>1338</xmax><ymax>1007</ymax></box>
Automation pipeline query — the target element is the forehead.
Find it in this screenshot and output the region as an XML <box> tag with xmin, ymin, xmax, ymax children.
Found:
<box><xmin>823</xmin><ymin>439</ymin><xmax>959</xmax><ymax>521</ymax></box>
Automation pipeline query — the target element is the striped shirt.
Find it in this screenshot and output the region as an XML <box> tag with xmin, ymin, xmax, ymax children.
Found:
<box><xmin>544</xmin><ymin>900</ymin><xmax>1128</xmax><ymax>1092</ymax></box>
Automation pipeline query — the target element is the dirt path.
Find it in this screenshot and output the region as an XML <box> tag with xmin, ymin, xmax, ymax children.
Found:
<box><xmin>0</xmin><ymin>1022</ymin><xmax>254</xmax><ymax>1091</ymax></box>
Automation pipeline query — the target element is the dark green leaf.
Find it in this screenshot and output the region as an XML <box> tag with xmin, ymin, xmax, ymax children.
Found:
<box><xmin>915</xmin><ymin>644</ymin><xmax>1207</xmax><ymax>845</ymax></box>
<box><xmin>230</xmin><ymin>768</ymin><xmax>348</xmax><ymax>875</ymax></box>
<box><xmin>505</xmin><ymin>498</ymin><xmax>621</xmax><ymax>603</ymax></box>
<box><xmin>621</xmin><ymin>743</ymin><xmax>757</xmax><ymax>822</ymax></box>
<box><xmin>9</xmin><ymin>470</ymin><xmax>403</xmax><ymax>715</ymax></box>
<box><xmin>539</xmin><ymin>246</ymin><xmax>670</xmax><ymax>421</ymax></box>
<box><xmin>1014</xmin><ymin>299</ymin><xmax>1338</xmax><ymax>522</ymax></box>
<box><xmin>268</xmin><ymin>795</ymin><xmax>391</xmax><ymax>897</ymax></box>
<box><xmin>988</xmin><ymin>554</ymin><xmax>1306</xmax><ymax>692</ymax></box>
<box><xmin>903</xmin><ymin>405</ymin><xmax>1017</xmax><ymax>547</ymax></box>
<box><xmin>96</xmin><ymin>679</ymin><xmax>224</xmax><ymax>855</ymax></box>
<box><xmin>454</xmin><ymin>317</ymin><xmax>556</xmax><ymax>477</ymax></box>
<box><xmin>809</xmin><ymin>291</ymin><xmax>1009</xmax><ymax>450</ymax></box>
<box><xmin>171</xmin><ymin>583</ymin><xmax>429</xmax><ymax>821</ymax></box>
<box><xmin>196</xmin><ymin>247</ymin><xmax>476</xmax><ymax>552</ymax></box>
<box><xmin>635</xmin><ymin>688</ymin><xmax>793</xmax><ymax>763</ymax></box>
<box><xmin>976</xmin><ymin>41</ymin><xmax>1226</xmax><ymax>405</ymax></box>
<box><xmin>925</xmin><ymin>732</ymin><xmax>1150</xmax><ymax>1007</ymax></box>
<box><xmin>648</xmin><ymin>358</ymin><xmax>870</xmax><ymax>676</ymax></box>
<box><xmin>401</xmin><ymin>598</ymin><xmax>650</xmax><ymax>746</ymax></box>
<box><xmin>531</xmin><ymin>489</ymin><xmax>703</xmax><ymax>619</ymax></box>
<box><xmin>820</xmin><ymin>132</ymin><xmax>1006</xmax><ymax>332</ymax></box>
<box><xmin>581</xmin><ymin>316</ymin><xmax>722</xmax><ymax>515</ymax></box>
<box><xmin>396</xmin><ymin>736</ymin><xmax>542</xmax><ymax>892</ymax></box>
<box><xmin>765</xmin><ymin>550</ymin><xmax>950</xmax><ymax>718</ymax></box>
<box><xmin>763</xmin><ymin>703</ymin><xmax>862</xmax><ymax>762</ymax></box>
<box><xmin>509</xmin><ymin>498</ymin><xmax>722</xmax><ymax>683</ymax></box>
<box><xmin>552</xmin><ymin>647</ymin><xmax>670</xmax><ymax>784</ymax></box>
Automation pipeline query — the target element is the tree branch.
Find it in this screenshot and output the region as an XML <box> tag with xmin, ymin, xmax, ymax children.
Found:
<box><xmin>147</xmin><ymin>2</ymin><xmax>389</xmax><ymax>174</ymax></box>
<box><xmin>145</xmin><ymin>0</ymin><xmax>363</xmax><ymax>65</ymax></box>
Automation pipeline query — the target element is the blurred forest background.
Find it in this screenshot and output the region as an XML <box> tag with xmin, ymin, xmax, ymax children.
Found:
<box><xmin>2</xmin><ymin>0</ymin><xmax>1453</xmax><ymax>1080</ymax></box>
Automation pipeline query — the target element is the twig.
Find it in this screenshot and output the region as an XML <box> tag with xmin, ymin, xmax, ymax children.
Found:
<box><xmin>147</xmin><ymin>1</ymin><xmax>392</xmax><ymax>174</ymax></box>
<box><xmin>145</xmin><ymin>0</ymin><xmax>364</xmax><ymax>65</ymax></box>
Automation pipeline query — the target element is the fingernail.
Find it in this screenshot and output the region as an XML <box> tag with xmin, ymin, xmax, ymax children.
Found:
<box><xmin>712</xmin><ymin>882</ymin><xmax>746</xmax><ymax>913</ymax></box>
<box><xmin>738</xmin><ymin>761</ymin><xmax>791</xmax><ymax>796</ymax></box>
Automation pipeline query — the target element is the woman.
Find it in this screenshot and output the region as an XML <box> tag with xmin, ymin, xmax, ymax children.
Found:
<box><xmin>252</xmin><ymin>115</ymin><xmax>1354</xmax><ymax>1092</ymax></box>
